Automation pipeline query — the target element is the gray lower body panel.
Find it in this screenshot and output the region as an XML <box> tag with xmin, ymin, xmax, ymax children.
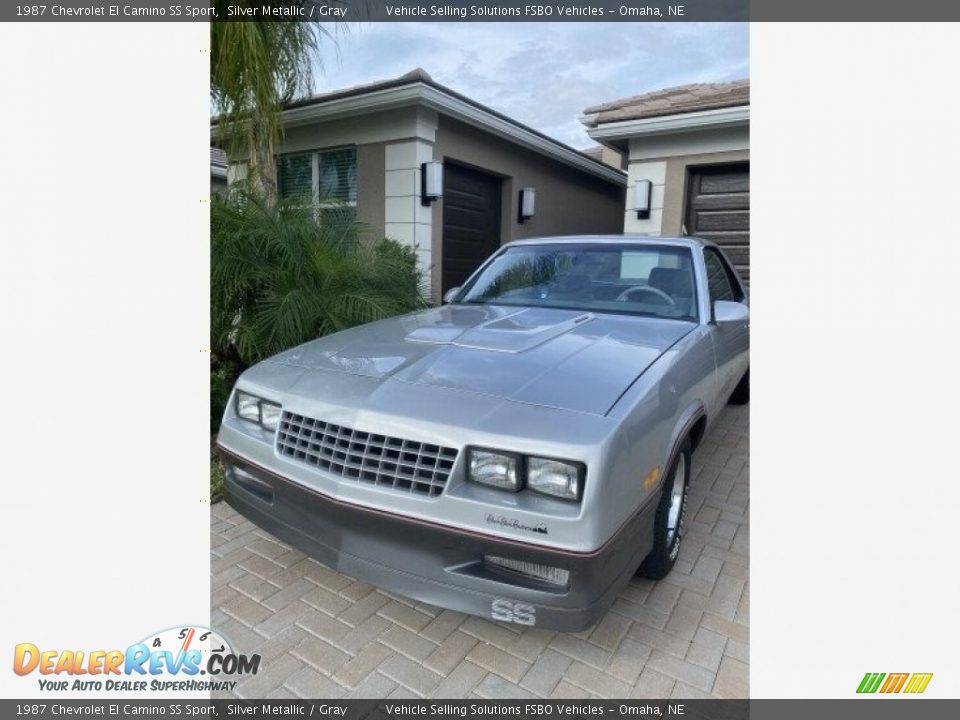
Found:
<box><xmin>217</xmin><ymin>446</ymin><xmax>657</xmax><ymax>632</ymax></box>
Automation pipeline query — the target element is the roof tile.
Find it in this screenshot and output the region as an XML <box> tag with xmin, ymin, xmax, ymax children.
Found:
<box><xmin>583</xmin><ymin>79</ymin><xmax>749</xmax><ymax>126</ymax></box>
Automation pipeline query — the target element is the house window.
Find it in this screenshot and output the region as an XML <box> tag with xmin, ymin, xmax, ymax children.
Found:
<box><xmin>278</xmin><ymin>147</ymin><xmax>357</xmax><ymax>225</ymax></box>
<box><xmin>277</xmin><ymin>153</ymin><xmax>312</xmax><ymax>199</ymax></box>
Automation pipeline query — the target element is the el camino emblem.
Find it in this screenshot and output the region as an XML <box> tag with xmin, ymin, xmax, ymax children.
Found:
<box><xmin>485</xmin><ymin>514</ymin><xmax>548</xmax><ymax>535</ymax></box>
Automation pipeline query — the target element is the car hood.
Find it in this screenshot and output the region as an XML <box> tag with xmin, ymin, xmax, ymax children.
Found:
<box><xmin>264</xmin><ymin>305</ymin><xmax>694</xmax><ymax>416</ymax></box>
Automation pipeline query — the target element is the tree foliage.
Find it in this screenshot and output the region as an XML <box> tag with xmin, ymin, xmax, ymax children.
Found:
<box><xmin>210</xmin><ymin>15</ymin><xmax>330</xmax><ymax>199</ymax></box>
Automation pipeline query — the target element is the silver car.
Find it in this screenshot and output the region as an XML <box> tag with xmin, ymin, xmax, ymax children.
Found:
<box><xmin>216</xmin><ymin>236</ymin><xmax>749</xmax><ymax>631</ymax></box>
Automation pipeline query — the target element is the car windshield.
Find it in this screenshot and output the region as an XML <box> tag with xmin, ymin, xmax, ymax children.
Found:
<box><xmin>456</xmin><ymin>243</ymin><xmax>699</xmax><ymax>321</ymax></box>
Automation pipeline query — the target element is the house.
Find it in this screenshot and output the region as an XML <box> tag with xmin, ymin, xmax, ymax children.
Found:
<box><xmin>210</xmin><ymin>147</ymin><xmax>228</xmax><ymax>195</ymax></box>
<box><xmin>582</xmin><ymin>145</ymin><xmax>625</xmax><ymax>170</ymax></box>
<box><xmin>219</xmin><ymin>69</ymin><xmax>626</xmax><ymax>300</ymax></box>
<box><xmin>582</xmin><ymin>80</ymin><xmax>750</xmax><ymax>280</ymax></box>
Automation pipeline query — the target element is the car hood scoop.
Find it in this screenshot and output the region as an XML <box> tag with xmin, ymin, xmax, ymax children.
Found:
<box><xmin>266</xmin><ymin>305</ymin><xmax>694</xmax><ymax>416</ymax></box>
<box><xmin>408</xmin><ymin>307</ymin><xmax>594</xmax><ymax>353</ymax></box>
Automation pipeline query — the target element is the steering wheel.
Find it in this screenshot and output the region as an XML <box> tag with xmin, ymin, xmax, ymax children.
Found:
<box><xmin>616</xmin><ymin>285</ymin><xmax>676</xmax><ymax>306</ymax></box>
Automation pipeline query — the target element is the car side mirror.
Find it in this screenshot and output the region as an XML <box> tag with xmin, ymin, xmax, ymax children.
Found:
<box><xmin>713</xmin><ymin>300</ymin><xmax>749</xmax><ymax>324</ymax></box>
<box><xmin>442</xmin><ymin>287</ymin><xmax>462</xmax><ymax>304</ymax></box>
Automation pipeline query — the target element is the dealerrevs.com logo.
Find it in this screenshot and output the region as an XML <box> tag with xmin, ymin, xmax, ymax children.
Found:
<box><xmin>857</xmin><ymin>672</ymin><xmax>933</xmax><ymax>694</ymax></box>
<box><xmin>13</xmin><ymin>626</ymin><xmax>260</xmax><ymax>693</ymax></box>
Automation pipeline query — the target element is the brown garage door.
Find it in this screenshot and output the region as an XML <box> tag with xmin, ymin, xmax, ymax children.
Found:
<box><xmin>685</xmin><ymin>163</ymin><xmax>750</xmax><ymax>282</ymax></box>
<box><xmin>442</xmin><ymin>163</ymin><xmax>502</xmax><ymax>294</ymax></box>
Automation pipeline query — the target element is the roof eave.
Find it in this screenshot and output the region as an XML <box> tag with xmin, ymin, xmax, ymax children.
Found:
<box><xmin>584</xmin><ymin>105</ymin><xmax>750</xmax><ymax>147</ymax></box>
<box><xmin>212</xmin><ymin>81</ymin><xmax>626</xmax><ymax>187</ymax></box>
<box><xmin>417</xmin><ymin>84</ymin><xmax>625</xmax><ymax>186</ymax></box>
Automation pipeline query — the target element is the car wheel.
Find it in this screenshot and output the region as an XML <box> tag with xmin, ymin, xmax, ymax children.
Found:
<box><xmin>728</xmin><ymin>369</ymin><xmax>749</xmax><ymax>405</ymax></box>
<box><xmin>640</xmin><ymin>439</ymin><xmax>691</xmax><ymax>580</ymax></box>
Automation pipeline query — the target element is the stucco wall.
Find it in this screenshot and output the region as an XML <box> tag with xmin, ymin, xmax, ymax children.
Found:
<box><xmin>356</xmin><ymin>142</ymin><xmax>385</xmax><ymax>235</ymax></box>
<box><xmin>278</xmin><ymin>107</ymin><xmax>429</xmax><ymax>245</ymax></box>
<box><xmin>430</xmin><ymin>116</ymin><xmax>625</xmax><ymax>295</ymax></box>
<box><xmin>263</xmin><ymin>107</ymin><xmax>625</xmax><ymax>299</ymax></box>
<box><xmin>383</xmin><ymin>138</ymin><xmax>435</xmax><ymax>275</ymax></box>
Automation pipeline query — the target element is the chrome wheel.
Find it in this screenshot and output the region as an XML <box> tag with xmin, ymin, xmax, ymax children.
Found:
<box><xmin>665</xmin><ymin>454</ymin><xmax>686</xmax><ymax>545</ymax></box>
<box><xmin>639</xmin><ymin>440</ymin><xmax>691</xmax><ymax>580</ymax></box>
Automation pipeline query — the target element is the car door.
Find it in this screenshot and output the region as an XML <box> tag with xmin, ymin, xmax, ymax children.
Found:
<box><xmin>703</xmin><ymin>247</ymin><xmax>750</xmax><ymax>408</ymax></box>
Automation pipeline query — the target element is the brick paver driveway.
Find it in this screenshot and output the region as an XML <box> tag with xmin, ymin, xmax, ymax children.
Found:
<box><xmin>211</xmin><ymin>405</ymin><xmax>748</xmax><ymax>699</ymax></box>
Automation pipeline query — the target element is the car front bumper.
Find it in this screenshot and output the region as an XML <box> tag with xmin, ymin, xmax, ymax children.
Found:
<box><xmin>216</xmin><ymin>445</ymin><xmax>658</xmax><ymax>632</ymax></box>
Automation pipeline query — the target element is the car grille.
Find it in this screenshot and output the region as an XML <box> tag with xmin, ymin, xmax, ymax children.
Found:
<box><xmin>275</xmin><ymin>411</ymin><xmax>458</xmax><ymax>498</ymax></box>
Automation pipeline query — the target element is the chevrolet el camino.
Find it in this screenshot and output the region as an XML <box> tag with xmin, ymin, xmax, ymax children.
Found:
<box><xmin>216</xmin><ymin>236</ymin><xmax>750</xmax><ymax>631</ymax></box>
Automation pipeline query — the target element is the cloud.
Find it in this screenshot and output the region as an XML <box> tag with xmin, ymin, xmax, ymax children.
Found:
<box><xmin>313</xmin><ymin>22</ymin><xmax>748</xmax><ymax>148</ymax></box>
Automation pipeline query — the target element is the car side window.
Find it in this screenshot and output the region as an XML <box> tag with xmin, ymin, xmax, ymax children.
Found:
<box><xmin>703</xmin><ymin>249</ymin><xmax>742</xmax><ymax>303</ymax></box>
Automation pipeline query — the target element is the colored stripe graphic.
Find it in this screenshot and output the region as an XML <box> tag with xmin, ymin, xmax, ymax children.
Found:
<box><xmin>858</xmin><ymin>672</ymin><xmax>933</xmax><ymax>694</ymax></box>
<box><xmin>857</xmin><ymin>673</ymin><xmax>885</xmax><ymax>693</ymax></box>
<box><xmin>903</xmin><ymin>673</ymin><xmax>933</xmax><ymax>694</ymax></box>
<box><xmin>880</xmin><ymin>673</ymin><xmax>909</xmax><ymax>693</ymax></box>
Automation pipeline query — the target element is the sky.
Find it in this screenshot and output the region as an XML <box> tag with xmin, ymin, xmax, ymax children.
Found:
<box><xmin>311</xmin><ymin>22</ymin><xmax>749</xmax><ymax>149</ymax></box>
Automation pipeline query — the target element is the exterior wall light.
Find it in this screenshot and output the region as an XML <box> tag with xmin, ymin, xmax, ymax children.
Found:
<box><xmin>421</xmin><ymin>161</ymin><xmax>443</xmax><ymax>206</ymax></box>
<box><xmin>518</xmin><ymin>187</ymin><xmax>536</xmax><ymax>223</ymax></box>
<box><xmin>634</xmin><ymin>179</ymin><xmax>652</xmax><ymax>220</ymax></box>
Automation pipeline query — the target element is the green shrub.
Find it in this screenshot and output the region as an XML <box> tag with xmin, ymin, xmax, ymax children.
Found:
<box><xmin>210</xmin><ymin>458</ymin><xmax>225</xmax><ymax>504</ymax></box>
<box><xmin>210</xmin><ymin>189</ymin><xmax>429</xmax><ymax>431</ymax></box>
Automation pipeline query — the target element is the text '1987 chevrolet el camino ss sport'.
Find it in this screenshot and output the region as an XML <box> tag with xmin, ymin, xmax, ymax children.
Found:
<box><xmin>216</xmin><ymin>235</ymin><xmax>749</xmax><ymax>631</ymax></box>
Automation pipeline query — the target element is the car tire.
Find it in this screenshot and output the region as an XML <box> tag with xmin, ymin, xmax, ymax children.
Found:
<box><xmin>728</xmin><ymin>369</ymin><xmax>750</xmax><ymax>405</ymax></box>
<box><xmin>639</xmin><ymin>439</ymin><xmax>691</xmax><ymax>580</ymax></box>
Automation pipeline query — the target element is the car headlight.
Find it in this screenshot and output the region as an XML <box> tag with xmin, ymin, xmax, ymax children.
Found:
<box><xmin>236</xmin><ymin>391</ymin><xmax>281</xmax><ymax>431</ymax></box>
<box><xmin>527</xmin><ymin>457</ymin><xmax>583</xmax><ymax>501</ymax></box>
<box><xmin>236</xmin><ymin>392</ymin><xmax>261</xmax><ymax>422</ymax></box>
<box><xmin>259</xmin><ymin>402</ymin><xmax>281</xmax><ymax>430</ymax></box>
<box><xmin>468</xmin><ymin>449</ymin><xmax>521</xmax><ymax>491</ymax></box>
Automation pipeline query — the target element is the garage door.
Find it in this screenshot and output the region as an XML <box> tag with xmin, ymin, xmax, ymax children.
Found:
<box><xmin>442</xmin><ymin>163</ymin><xmax>502</xmax><ymax>294</ymax></box>
<box><xmin>685</xmin><ymin>163</ymin><xmax>750</xmax><ymax>282</ymax></box>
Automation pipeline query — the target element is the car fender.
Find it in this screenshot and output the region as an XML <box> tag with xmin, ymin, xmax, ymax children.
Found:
<box><xmin>659</xmin><ymin>401</ymin><xmax>706</xmax><ymax>492</ymax></box>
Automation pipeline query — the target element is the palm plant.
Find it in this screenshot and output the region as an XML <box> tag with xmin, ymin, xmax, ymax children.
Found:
<box><xmin>211</xmin><ymin>189</ymin><xmax>428</xmax><ymax>367</ymax></box>
<box><xmin>210</xmin><ymin>12</ymin><xmax>330</xmax><ymax>200</ymax></box>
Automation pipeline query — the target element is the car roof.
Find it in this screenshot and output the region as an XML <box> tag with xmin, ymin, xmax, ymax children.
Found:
<box><xmin>503</xmin><ymin>234</ymin><xmax>714</xmax><ymax>250</ymax></box>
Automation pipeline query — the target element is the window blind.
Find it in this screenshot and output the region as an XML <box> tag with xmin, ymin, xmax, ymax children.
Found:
<box><xmin>277</xmin><ymin>153</ymin><xmax>313</xmax><ymax>200</ymax></box>
<box><xmin>277</xmin><ymin>147</ymin><xmax>357</xmax><ymax>205</ymax></box>
<box><xmin>318</xmin><ymin>147</ymin><xmax>357</xmax><ymax>204</ymax></box>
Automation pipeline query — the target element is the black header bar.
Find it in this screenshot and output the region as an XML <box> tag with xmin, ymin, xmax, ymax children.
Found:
<box><xmin>5</xmin><ymin>0</ymin><xmax>960</xmax><ymax>22</ymax></box>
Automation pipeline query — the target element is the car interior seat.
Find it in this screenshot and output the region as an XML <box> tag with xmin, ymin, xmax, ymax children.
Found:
<box><xmin>649</xmin><ymin>267</ymin><xmax>695</xmax><ymax>313</ymax></box>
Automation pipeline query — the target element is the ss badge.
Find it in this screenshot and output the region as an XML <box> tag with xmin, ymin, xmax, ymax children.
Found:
<box><xmin>491</xmin><ymin>598</ymin><xmax>536</xmax><ymax>626</ymax></box>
